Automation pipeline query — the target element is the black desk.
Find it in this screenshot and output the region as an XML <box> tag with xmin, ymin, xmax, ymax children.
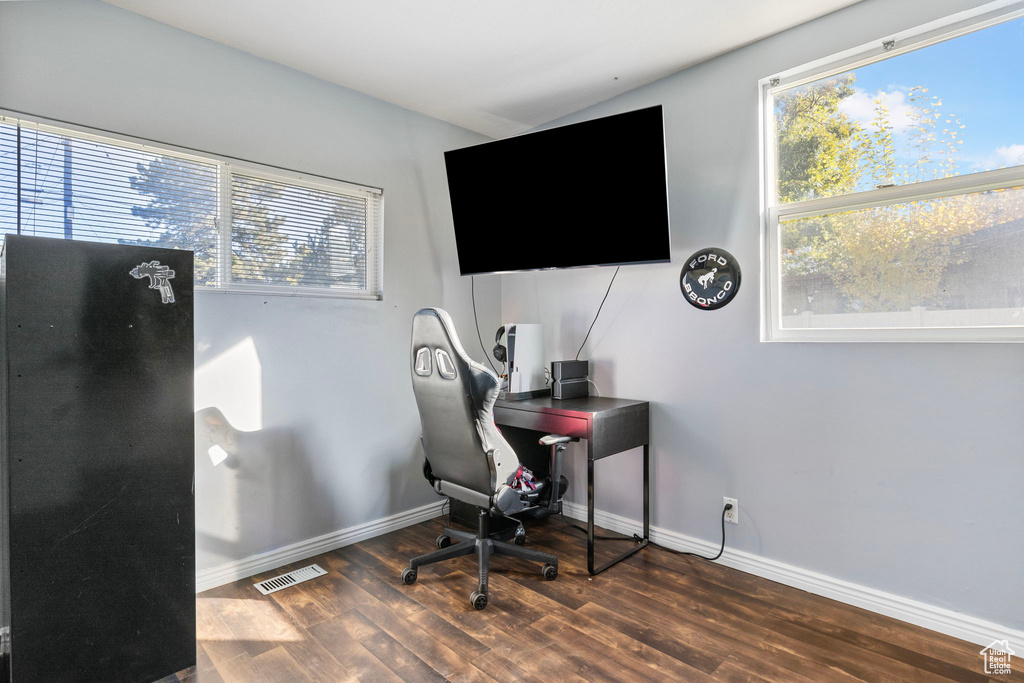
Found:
<box><xmin>493</xmin><ymin>395</ymin><xmax>650</xmax><ymax>574</ymax></box>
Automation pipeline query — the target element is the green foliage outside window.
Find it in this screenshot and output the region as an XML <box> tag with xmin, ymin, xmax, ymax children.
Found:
<box><xmin>776</xmin><ymin>75</ymin><xmax>1024</xmax><ymax>313</ymax></box>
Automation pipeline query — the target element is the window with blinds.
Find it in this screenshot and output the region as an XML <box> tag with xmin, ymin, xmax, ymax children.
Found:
<box><xmin>0</xmin><ymin>116</ymin><xmax>383</xmax><ymax>298</ymax></box>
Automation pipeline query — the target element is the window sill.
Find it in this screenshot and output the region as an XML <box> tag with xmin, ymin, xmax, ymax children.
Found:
<box><xmin>196</xmin><ymin>285</ymin><xmax>382</xmax><ymax>301</ymax></box>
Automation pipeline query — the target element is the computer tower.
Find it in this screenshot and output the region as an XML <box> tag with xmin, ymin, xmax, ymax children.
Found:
<box><xmin>0</xmin><ymin>236</ymin><xmax>195</xmax><ymax>682</ymax></box>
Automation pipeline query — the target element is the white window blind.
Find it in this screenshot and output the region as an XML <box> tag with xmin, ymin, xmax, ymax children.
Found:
<box><xmin>230</xmin><ymin>172</ymin><xmax>371</xmax><ymax>292</ymax></box>
<box><xmin>0</xmin><ymin>115</ymin><xmax>383</xmax><ymax>299</ymax></box>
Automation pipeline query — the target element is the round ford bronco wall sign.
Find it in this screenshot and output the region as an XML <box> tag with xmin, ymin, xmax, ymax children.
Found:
<box><xmin>680</xmin><ymin>248</ymin><xmax>741</xmax><ymax>310</ymax></box>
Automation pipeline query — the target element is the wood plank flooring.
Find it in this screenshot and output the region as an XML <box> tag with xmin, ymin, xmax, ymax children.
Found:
<box><xmin>174</xmin><ymin>516</ymin><xmax>1021</xmax><ymax>682</ymax></box>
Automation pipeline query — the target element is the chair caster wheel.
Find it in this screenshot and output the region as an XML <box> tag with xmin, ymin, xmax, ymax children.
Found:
<box><xmin>542</xmin><ymin>564</ymin><xmax>558</xmax><ymax>581</ymax></box>
<box><xmin>514</xmin><ymin>534</ymin><xmax>526</xmax><ymax>546</ymax></box>
<box><xmin>401</xmin><ymin>567</ymin><xmax>417</xmax><ymax>585</ymax></box>
<box><xmin>470</xmin><ymin>591</ymin><xmax>488</xmax><ymax>610</ymax></box>
<box><xmin>436</xmin><ymin>534</ymin><xmax>452</xmax><ymax>549</ymax></box>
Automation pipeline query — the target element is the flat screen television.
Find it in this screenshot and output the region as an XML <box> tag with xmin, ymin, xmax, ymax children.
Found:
<box><xmin>444</xmin><ymin>105</ymin><xmax>671</xmax><ymax>276</ymax></box>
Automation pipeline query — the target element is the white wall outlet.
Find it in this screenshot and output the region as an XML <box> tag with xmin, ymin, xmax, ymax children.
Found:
<box><xmin>723</xmin><ymin>497</ymin><xmax>738</xmax><ymax>524</ymax></box>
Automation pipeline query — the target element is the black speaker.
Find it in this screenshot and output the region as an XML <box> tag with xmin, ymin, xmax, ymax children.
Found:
<box><xmin>550</xmin><ymin>360</ymin><xmax>589</xmax><ymax>399</ymax></box>
<box><xmin>551</xmin><ymin>360</ymin><xmax>588</xmax><ymax>381</ymax></box>
<box><xmin>552</xmin><ymin>377</ymin><xmax>589</xmax><ymax>399</ymax></box>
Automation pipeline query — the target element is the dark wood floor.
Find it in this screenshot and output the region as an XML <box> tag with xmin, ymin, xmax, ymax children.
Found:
<box><xmin>176</xmin><ymin>515</ymin><xmax>1021</xmax><ymax>682</ymax></box>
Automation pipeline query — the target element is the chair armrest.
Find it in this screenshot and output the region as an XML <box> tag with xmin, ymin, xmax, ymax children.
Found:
<box><xmin>493</xmin><ymin>485</ymin><xmax>523</xmax><ymax>514</ymax></box>
<box><xmin>539</xmin><ymin>434</ymin><xmax>577</xmax><ymax>446</ymax></box>
<box><xmin>433</xmin><ymin>479</ymin><xmax>528</xmax><ymax>516</ymax></box>
<box><xmin>539</xmin><ymin>434</ymin><xmax>576</xmax><ymax>512</ymax></box>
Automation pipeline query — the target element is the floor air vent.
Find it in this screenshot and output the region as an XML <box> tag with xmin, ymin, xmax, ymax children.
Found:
<box><xmin>253</xmin><ymin>564</ymin><xmax>328</xmax><ymax>595</ymax></box>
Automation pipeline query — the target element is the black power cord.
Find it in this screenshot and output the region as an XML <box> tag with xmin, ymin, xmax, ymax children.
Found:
<box><xmin>575</xmin><ymin>266</ymin><xmax>620</xmax><ymax>361</ymax></box>
<box><xmin>557</xmin><ymin>503</ymin><xmax>733</xmax><ymax>562</ymax></box>
<box><xmin>558</xmin><ymin>514</ymin><xmax>642</xmax><ymax>542</ymax></box>
<box><xmin>471</xmin><ymin>275</ymin><xmax>499</xmax><ymax>374</ymax></box>
<box><xmin>674</xmin><ymin>503</ymin><xmax>732</xmax><ymax>562</ymax></box>
<box><xmin>441</xmin><ymin>497</ymin><xmax>453</xmax><ymax>527</ymax></box>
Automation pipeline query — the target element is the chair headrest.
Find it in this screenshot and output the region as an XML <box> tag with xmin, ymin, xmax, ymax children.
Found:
<box><xmin>411</xmin><ymin>307</ymin><xmax>500</xmax><ymax>400</ymax></box>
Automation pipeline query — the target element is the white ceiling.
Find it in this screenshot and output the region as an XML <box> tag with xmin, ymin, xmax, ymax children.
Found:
<box><xmin>102</xmin><ymin>0</ymin><xmax>864</xmax><ymax>138</ymax></box>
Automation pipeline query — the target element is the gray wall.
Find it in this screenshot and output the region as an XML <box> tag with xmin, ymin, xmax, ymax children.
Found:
<box><xmin>500</xmin><ymin>0</ymin><xmax>1023</xmax><ymax>630</ymax></box>
<box><xmin>0</xmin><ymin>0</ymin><xmax>501</xmax><ymax>572</ymax></box>
<box><xmin>3</xmin><ymin>0</ymin><xmax>1018</xmax><ymax>632</ymax></box>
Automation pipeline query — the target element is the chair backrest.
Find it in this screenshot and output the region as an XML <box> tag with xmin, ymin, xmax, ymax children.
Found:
<box><xmin>410</xmin><ymin>308</ymin><xmax>518</xmax><ymax>495</ymax></box>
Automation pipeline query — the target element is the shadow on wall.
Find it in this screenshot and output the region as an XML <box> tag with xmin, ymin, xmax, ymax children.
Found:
<box><xmin>194</xmin><ymin>406</ymin><xmax>334</xmax><ymax>570</ymax></box>
<box><xmin>389</xmin><ymin>431</ymin><xmax>437</xmax><ymax>516</ymax></box>
<box><xmin>193</xmin><ymin>336</ymin><xmax>334</xmax><ymax>571</ymax></box>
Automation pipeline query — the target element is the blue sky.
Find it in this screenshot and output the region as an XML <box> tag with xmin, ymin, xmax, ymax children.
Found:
<box><xmin>837</xmin><ymin>13</ymin><xmax>1024</xmax><ymax>173</ymax></box>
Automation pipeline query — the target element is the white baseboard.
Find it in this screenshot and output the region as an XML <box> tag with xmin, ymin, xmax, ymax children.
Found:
<box><xmin>560</xmin><ymin>501</ymin><xmax>1023</xmax><ymax>649</ymax></box>
<box><xmin>196</xmin><ymin>497</ymin><xmax>1021</xmax><ymax>650</ymax></box>
<box><xmin>195</xmin><ymin>499</ymin><xmax>445</xmax><ymax>593</ymax></box>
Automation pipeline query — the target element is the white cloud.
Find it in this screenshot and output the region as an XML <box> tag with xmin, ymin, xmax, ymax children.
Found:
<box><xmin>993</xmin><ymin>144</ymin><xmax>1024</xmax><ymax>167</ymax></box>
<box><xmin>838</xmin><ymin>88</ymin><xmax>916</xmax><ymax>132</ymax></box>
<box><xmin>969</xmin><ymin>144</ymin><xmax>1024</xmax><ymax>171</ymax></box>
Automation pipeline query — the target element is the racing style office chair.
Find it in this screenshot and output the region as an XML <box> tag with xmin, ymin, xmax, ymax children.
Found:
<box><xmin>402</xmin><ymin>307</ymin><xmax>571</xmax><ymax>610</ymax></box>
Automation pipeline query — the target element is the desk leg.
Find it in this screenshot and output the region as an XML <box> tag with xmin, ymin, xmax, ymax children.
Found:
<box><xmin>587</xmin><ymin>457</ymin><xmax>596</xmax><ymax>574</ymax></box>
<box><xmin>643</xmin><ymin>443</ymin><xmax>650</xmax><ymax>541</ymax></box>
<box><xmin>587</xmin><ymin>443</ymin><xmax>650</xmax><ymax>575</ymax></box>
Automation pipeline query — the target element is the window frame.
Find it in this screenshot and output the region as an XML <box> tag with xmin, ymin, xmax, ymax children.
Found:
<box><xmin>759</xmin><ymin>0</ymin><xmax>1024</xmax><ymax>342</ymax></box>
<box><xmin>1</xmin><ymin>111</ymin><xmax>384</xmax><ymax>301</ymax></box>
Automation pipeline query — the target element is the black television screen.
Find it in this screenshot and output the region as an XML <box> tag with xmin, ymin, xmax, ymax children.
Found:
<box><xmin>444</xmin><ymin>105</ymin><xmax>670</xmax><ymax>276</ymax></box>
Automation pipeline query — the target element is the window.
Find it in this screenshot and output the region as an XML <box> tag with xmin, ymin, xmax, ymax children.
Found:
<box><xmin>0</xmin><ymin>115</ymin><xmax>383</xmax><ymax>299</ymax></box>
<box><xmin>761</xmin><ymin>2</ymin><xmax>1024</xmax><ymax>341</ymax></box>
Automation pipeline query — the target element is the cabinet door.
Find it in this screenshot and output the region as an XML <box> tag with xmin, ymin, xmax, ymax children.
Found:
<box><xmin>3</xmin><ymin>236</ymin><xmax>195</xmax><ymax>682</ymax></box>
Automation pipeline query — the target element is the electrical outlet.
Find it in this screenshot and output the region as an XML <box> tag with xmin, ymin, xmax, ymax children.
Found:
<box><xmin>723</xmin><ymin>497</ymin><xmax>738</xmax><ymax>524</ymax></box>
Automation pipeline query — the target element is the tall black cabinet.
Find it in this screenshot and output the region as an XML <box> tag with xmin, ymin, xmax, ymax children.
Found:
<box><xmin>0</xmin><ymin>236</ymin><xmax>195</xmax><ymax>682</ymax></box>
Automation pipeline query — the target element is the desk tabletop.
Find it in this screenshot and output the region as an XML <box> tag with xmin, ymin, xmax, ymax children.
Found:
<box><xmin>495</xmin><ymin>394</ymin><xmax>647</xmax><ymax>419</ymax></box>
<box><xmin>494</xmin><ymin>394</ymin><xmax>649</xmax><ymax>458</ymax></box>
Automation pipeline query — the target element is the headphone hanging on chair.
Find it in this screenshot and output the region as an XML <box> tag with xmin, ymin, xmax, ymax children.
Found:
<box><xmin>493</xmin><ymin>326</ymin><xmax>507</xmax><ymax>364</ymax></box>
